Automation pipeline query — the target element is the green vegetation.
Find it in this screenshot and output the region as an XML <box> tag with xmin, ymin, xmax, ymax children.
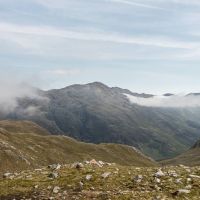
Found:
<box><xmin>160</xmin><ymin>140</ymin><xmax>200</xmax><ymax>166</ymax></box>
<box><xmin>0</xmin><ymin>164</ymin><xmax>199</xmax><ymax>199</ymax></box>
<box><xmin>0</xmin><ymin>120</ymin><xmax>156</xmax><ymax>173</ymax></box>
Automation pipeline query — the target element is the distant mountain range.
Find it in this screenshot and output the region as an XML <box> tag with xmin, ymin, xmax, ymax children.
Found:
<box><xmin>2</xmin><ymin>82</ymin><xmax>200</xmax><ymax>160</ymax></box>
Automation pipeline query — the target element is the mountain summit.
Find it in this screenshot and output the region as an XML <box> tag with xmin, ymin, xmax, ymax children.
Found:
<box><xmin>2</xmin><ymin>82</ymin><xmax>200</xmax><ymax>160</ymax></box>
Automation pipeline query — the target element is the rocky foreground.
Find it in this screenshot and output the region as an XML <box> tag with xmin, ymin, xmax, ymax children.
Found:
<box><xmin>0</xmin><ymin>160</ymin><xmax>200</xmax><ymax>200</ymax></box>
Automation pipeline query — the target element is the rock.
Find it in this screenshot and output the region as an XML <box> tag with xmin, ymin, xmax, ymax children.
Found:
<box><xmin>155</xmin><ymin>178</ymin><xmax>161</xmax><ymax>183</ymax></box>
<box><xmin>98</xmin><ymin>161</ymin><xmax>104</xmax><ymax>166</ymax></box>
<box><xmin>3</xmin><ymin>172</ymin><xmax>12</xmax><ymax>179</ymax></box>
<box><xmin>175</xmin><ymin>178</ymin><xmax>182</xmax><ymax>184</ymax></box>
<box><xmin>47</xmin><ymin>186</ymin><xmax>52</xmax><ymax>190</ymax></box>
<box><xmin>53</xmin><ymin>186</ymin><xmax>60</xmax><ymax>194</ymax></box>
<box><xmin>178</xmin><ymin>189</ymin><xmax>191</xmax><ymax>194</ymax></box>
<box><xmin>106</xmin><ymin>163</ymin><xmax>112</xmax><ymax>166</ymax></box>
<box><xmin>72</xmin><ymin>162</ymin><xmax>84</xmax><ymax>169</ymax></box>
<box><xmin>168</xmin><ymin>170</ymin><xmax>178</xmax><ymax>177</ymax></box>
<box><xmin>84</xmin><ymin>161</ymin><xmax>90</xmax><ymax>164</ymax></box>
<box><xmin>172</xmin><ymin>189</ymin><xmax>191</xmax><ymax>196</ymax></box>
<box><xmin>48</xmin><ymin>164</ymin><xmax>61</xmax><ymax>170</ymax></box>
<box><xmin>48</xmin><ymin>172</ymin><xmax>59</xmax><ymax>179</ymax></box>
<box><xmin>79</xmin><ymin>181</ymin><xmax>84</xmax><ymax>189</ymax></box>
<box><xmin>185</xmin><ymin>185</ymin><xmax>192</xmax><ymax>190</ymax></box>
<box><xmin>179</xmin><ymin>164</ymin><xmax>188</xmax><ymax>169</ymax></box>
<box><xmin>86</xmin><ymin>174</ymin><xmax>92</xmax><ymax>181</ymax></box>
<box><xmin>101</xmin><ymin>172</ymin><xmax>111</xmax><ymax>179</ymax></box>
<box><xmin>189</xmin><ymin>174</ymin><xmax>200</xmax><ymax>179</ymax></box>
<box><xmin>134</xmin><ymin>175</ymin><xmax>143</xmax><ymax>183</ymax></box>
<box><xmin>154</xmin><ymin>185</ymin><xmax>162</xmax><ymax>191</ymax></box>
<box><xmin>187</xmin><ymin>178</ymin><xmax>192</xmax><ymax>182</ymax></box>
<box><xmin>154</xmin><ymin>169</ymin><xmax>165</xmax><ymax>177</ymax></box>
<box><xmin>89</xmin><ymin>159</ymin><xmax>102</xmax><ymax>167</ymax></box>
<box><xmin>90</xmin><ymin>187</ymin><xmax>95</xmax><ymax>190</ymax></box>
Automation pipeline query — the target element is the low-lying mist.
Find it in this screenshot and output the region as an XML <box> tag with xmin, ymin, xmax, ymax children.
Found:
<box><xmin>125</xmin><ymin>93</ymin><xmax>200</xmax><ymax>108</ymax></box>
<box><xmin>0</xmin><ymin>80</ymin><xmax>47</xmax><ymax>115</ymax></box>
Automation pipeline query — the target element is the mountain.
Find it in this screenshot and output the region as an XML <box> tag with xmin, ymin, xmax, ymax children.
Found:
<box><xmin>3</xmin><ymin>82</ymin><xmax>200</xmax><ymax>160</ymax></box>
<box><xmin>0</xmin><ymin>120</ymin><xmax>156</xmax><ymax>173</ymax></box>
<box><xmin>161</xmin><ymin>139</ymin><xmax>200</xmax><ymax>166</ymax></box>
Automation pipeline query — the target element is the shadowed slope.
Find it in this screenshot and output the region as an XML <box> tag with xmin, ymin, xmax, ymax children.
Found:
<box><xmin>161</xmin><ymin>140</ymin><xmax>200</xmax><ymax>166</ymax></box>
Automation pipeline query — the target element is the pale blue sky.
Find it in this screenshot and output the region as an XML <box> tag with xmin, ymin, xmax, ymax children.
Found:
<box><xmin>1</xmin><ymin>0</ymin><xmax>200</xmax><ymax>94</ymax></box>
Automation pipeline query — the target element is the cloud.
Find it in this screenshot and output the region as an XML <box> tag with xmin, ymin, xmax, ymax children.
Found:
<box><xmin>0</xmin><ymin>79</ymin><xmax>48</xmax><ymax>115</ymax></box>
<box><xmin>0</xmin><ymin>22</ymin><xmax>197</xmax><ymax>50</ymax></box>
<box><xmin>46</xmin><ymin>69</ymin><xmax>81</xmax><ymax>76</ymax></box>
<box><xmin>108</xmin><ymin>0</ymin><xmax>165</xmax><ymax>10</ymax></box>
<box><xmin>125</xmin><ymin>93</ymin><xmax>200</xmax><ymax>108</ymax></box>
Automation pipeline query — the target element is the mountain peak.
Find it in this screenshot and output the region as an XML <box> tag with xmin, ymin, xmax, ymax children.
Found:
<box><xmin>86</xmin><ymin>82</ymin><xmax>110</xmax><ymax>89</ymax></box>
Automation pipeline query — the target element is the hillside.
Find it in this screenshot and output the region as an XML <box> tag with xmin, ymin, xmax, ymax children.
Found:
<box><xmin>0</xmin><ymin>120</ymin><xmax>49</xmax><ymax>135</ymax></box>
<box><xmin>161</xmin><ymin>140</ymin><xmax>200</xmax><ymax>166</ymax></box>
<box><xmin>0</xmin><ymin>120</ymin><xmax>156</xmax><ymax>173</ymax></box>
<box><xmin>1</xmin><ymin>163</ymin><xmax>200</xmax><ymax>200</ymax></box>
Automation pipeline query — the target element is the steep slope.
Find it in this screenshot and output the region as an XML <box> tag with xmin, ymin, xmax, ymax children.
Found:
<box><xmin>161</xmin><ymin>139</ymin><xmax>200</xmax><ymax>166</ymax></box>
<box><xmin>0</xmin><ymin>120</ymin><xmax>156</xmax><ymax>173</ymax></box>
<box><xmin>4</xmin><ymin>82</ymin><xmax>200</xmax><ymax>160</ymax></box>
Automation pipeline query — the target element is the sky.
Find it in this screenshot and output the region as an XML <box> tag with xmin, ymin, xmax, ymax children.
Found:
<box><xmin>1</xmin><ymin>0</ymin><xmax>200</xmax><ymax>94</ymax></box>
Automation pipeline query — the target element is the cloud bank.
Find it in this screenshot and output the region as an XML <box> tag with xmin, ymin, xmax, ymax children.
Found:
<box><xmin>0</xmin><ymin>80</ymin><xmax>47</xmax><ymax>115</ymax></box>
<box><xmin>125</xmin><ymin>93</ymin><xmax>200</xmax><ymax>108</ymax></box>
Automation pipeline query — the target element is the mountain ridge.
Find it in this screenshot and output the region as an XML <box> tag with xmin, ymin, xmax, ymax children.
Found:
<box><xmin>160</xmin><ymin>139</ymin><xmax>200</xmax><ymax>166</ymax></box>
<box><xmin>2</xmin><ymin>82</ymin><xmax>200</xmax><ymax>160</ymax></box>
<box><xmin>0</xmin><ymin>120</ymin><xmax>157</xmax><ymax>173</ymax></box>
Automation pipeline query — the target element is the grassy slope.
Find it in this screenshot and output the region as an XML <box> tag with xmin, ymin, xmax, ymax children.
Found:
<box><xmin>0</xmin><ymin>120</ymin><xmax>49</xmax><ymax>135</ymax></box>
<box><xmin>0</xmin><ymin>120</ymin><xmax>156</xmax><ymax>173</ymax></box>
<box><xmin>0</xmin><ymin>164</ymin><xmax>200</xmax><ymax>199</ymax></box>
<box><xmin>160</xmin><ymin>141</ymin><xmax>200</xmax><ymax>166</ymax></box>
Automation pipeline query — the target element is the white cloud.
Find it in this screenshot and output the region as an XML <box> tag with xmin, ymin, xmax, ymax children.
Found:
<box><xmin>108</xmin><ymin>0</ymin><xmax>165</xmax><ymax>10</ymax></box>
<box><xmin>125</xmin><ymin>93</ymin><xmax>200</xmax><ymax>108</ymax></box>
<box><xmin>0</xmin><ymin>79</ymin><xmax>48</xmax><ymax>114</ymax></box>
<box><xmin>0</xmin><ymin>22</ymin><xmax>198</xmax><ymax>50</ymax></box>
<box><xmin>46</xmin><ymin>69</ymin><xmax>81</xmax><ymax>76</ymax></box>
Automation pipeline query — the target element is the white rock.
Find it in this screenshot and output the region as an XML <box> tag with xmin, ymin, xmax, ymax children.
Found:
<box><xmin>90</xmin><ymin>159</ymin><xmax>102</xmax><ymax>167</ymax></box>
<box><xmin>175</xmin><ymin>178</ymin><xmax>182</xmax><ymax>184</ymax></box>
<box><xmin>72</xmin><ymin>162</ymin><xmax>84</xmax><ymax>169</ymax></box>
<box><xmin>185</xmin><ymin>185</ymin><xmax>192</xmax><ymax>190</ymax></box>
<box><xmin>134</xmin><ymin>175</ymin><xmax>143</xmax><ymax>183</ymax></box>
<box><xmin>177</xmin><ymin>189</ymin><xmax>191</xmax><ymax>194</ymax></box>
<box><xmin>3</xmin><ymin>173</ymin><xmax>12</xmax><ymax>179</ymax></box>
<box><xmin>48</xmin><ymin>172</ymin><xmax>59</xmax><ymax>179</ymax></box>
<box><xmin>154</xmin><ymin>169</ymin><xmax>165</xmax><ymax>177</ymax></box>
<box><xmin>34</xmin><ymin>185</ymin><xmax>39</xmax><ymax>189</ymax></box>
<box><xmin>99</xmin><ymin>160</ymin><xmax>105</xmax><ymax>166</ymax></box>
<box><xmin>189</xmin><ymin>174</ymin><xmax>200</xmax><ymax>179</ymax></box>
<box><xmin>79</xmin><ymin>181</ymin><xmax>84</xmax><ymax>188</ymax></box>
<box><xmin>101</xmin><ymin>172</ymin><xmax>111</xmax><ymax>179</ymax></box>
<box><xmin>53</xmin><ymin>186</ymin><xmax>60</xmax><ymax>194</ymax></box>
<box><xmin>48</xmin><ymin>164</ymin><xmax>61</xmax><ymax>170</ymax></box>
<box><xmin>155</xmin><ymin>178</ymin><xmax>161</xmax><ymax>183</ymax></box>
<box><xmin>187</xmin><ymin>178</ymin><xmax>192</xmax><ymax>182</ymax></box>
<box><xmin>86</xmin><ymin>174</ymin><xmax>92</xmax><ymax>181</ymax></box>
